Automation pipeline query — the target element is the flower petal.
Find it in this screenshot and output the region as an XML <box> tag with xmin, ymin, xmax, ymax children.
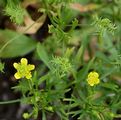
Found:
<box><xmin>89</xmin><ymin>83</ymin><xmax>94</xmax><ymax>86</ymax></box>
<box><xmin>13</xmin><ymin>63</ymin><xmax>19</xmax><ymax>69</ymax></box>
<box><xmin>21</xmin><ymin>58</ymin><xmax>28</xmax><ymax>65</ymax></box>
<box><xmin>95</xmin><ymin>78</ymin><xmax>100</xmax><ymax>84</ymax></box>
<box><xmin>14</xmin><ymin>72</ymin><xmax>21</xmax><ymax>79</ymax></box>
<box><xmin>87</xmin><ymin>79</ymin><xmax>93</xmax><ymax>86</ymax></box>
<box><xmin>88</xmin><ymin>71</ymin><xmax>99</xmax><ymax>78</ymax></box>
<box><xmin>92</xmin><ymin>72</ymin><xmax>99</xmax><ymax>78</ymax></box>
<box><xmin>27</xmin><ymin>64</ymin><xmax>35</xmax><ymax>70</ymax></box>
<box><xmin>25</xmin><ymin>72</ymin><xmax>32</xmax><ymax>79</ymax></box>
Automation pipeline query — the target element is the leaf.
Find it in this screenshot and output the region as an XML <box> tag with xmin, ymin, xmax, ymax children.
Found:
<box><xmin>0</xmin><ymin>29</ymin><xmax>37</xmax><ymax>58</ymax></box>
<box><xmin>37</xmin><ymin>43</ymin><xmax>51</xmax><ymax>69</ymax></box>
<box><xmin>100</xmin><ymin>83</ymin><xmax>119</xmax><ymax>92</ymax></box>
<box><xmin>38</xmin><ymin>73</ymin><xmax>50</xmax><ymax>85</ymax></box>
<box><xmin>70</xmin><ymin>3</ymin><xmax>100</xmax><ymax>12</ymax></box>
<box><xmin>12</xmin><ymin>79</ymin><xmax>30</xmax><ymax>94</ymax></box>
<box><xmin>21</xmin><ymin>0</ymin><xmax>38</xmax><ymax>8</ymax></box>
<box><xmin>77</xmin><ymin>57</ymin><xmax>95</xmax><ymax>81</ymax></box>
<box><xmin>0</xmin><ymin>61</ymin><xmax>4</xmax><ymax>72</ymax></box>
<box><xmin>16</xmin><ymin>14</ymin><xmax>46</xmax><ymax>34</ymax></box>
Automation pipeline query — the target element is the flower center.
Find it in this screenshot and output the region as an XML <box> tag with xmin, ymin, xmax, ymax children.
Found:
<box><xmin>18</xmin><ymin>64</ymin><xmax>29</xmax><ymax>76</ymax></box>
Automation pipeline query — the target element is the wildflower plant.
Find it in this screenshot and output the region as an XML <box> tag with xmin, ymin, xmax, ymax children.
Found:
<box><xmin>0</xmin><ymin>0</ymin><xmax>121</xmax><ymax>120</ymax></box>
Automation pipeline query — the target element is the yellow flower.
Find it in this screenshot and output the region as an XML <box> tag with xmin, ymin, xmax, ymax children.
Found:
<box><xmin>13</xmin><ymin>58</ymin><xmax>35</xmax><ymax>79</ymax></box>
<box><xmin>87</xmin><ymin>71</ymin><xmax>100</xmax><ymax>86</ymax></box>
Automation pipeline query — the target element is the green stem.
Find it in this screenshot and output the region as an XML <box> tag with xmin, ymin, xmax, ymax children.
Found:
<box><xmin>42</xmin><ymin>0</ymin><xmax>57</xmax><ymax>27</ymax></box>
<box><xmin>42</xmin><ymin>111</ymin><xmax>46</xmax><ymax>120</ymax></box>
<box><xmin>0</xmin><ymin>99</ymin><xmax>21</xmax><ymax>104</ymax></box>
<box><xmin>29</xmin><ymin>78</ymin><xmax>33</xmax><ymax>89</ymax></box>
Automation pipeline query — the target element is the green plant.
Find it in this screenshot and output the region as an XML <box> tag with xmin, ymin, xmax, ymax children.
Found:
<box><xmin>0</xmin><ymin>0</ymin><xmax>121</xmax><ymax>120</ymax></box>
